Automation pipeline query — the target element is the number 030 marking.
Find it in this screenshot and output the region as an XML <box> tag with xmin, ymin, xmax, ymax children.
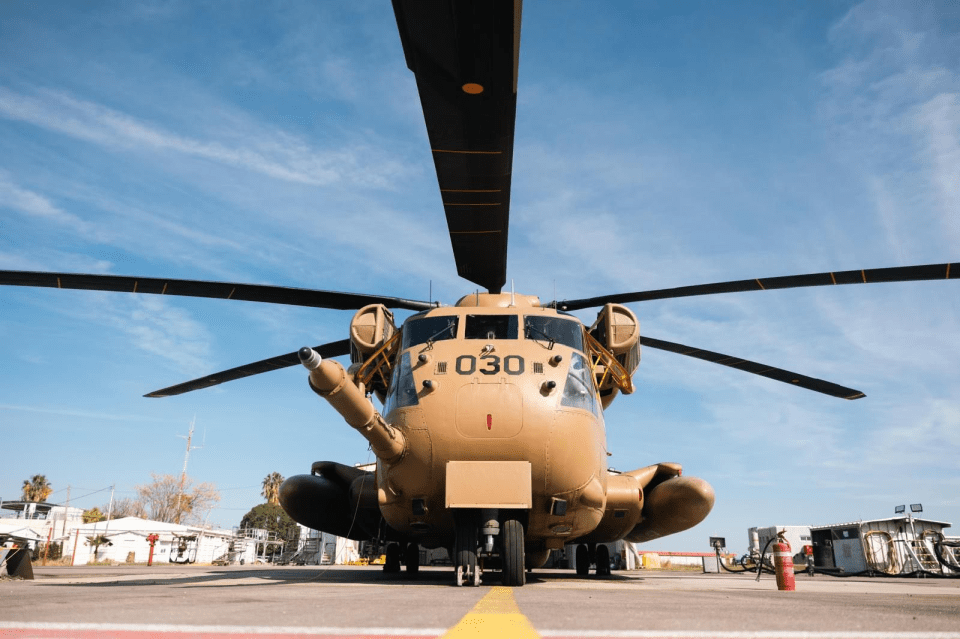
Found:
<box><xmin>455</xmin><ymin>355</ymin><xmax>525</xmax><ymax>376</ymax></box>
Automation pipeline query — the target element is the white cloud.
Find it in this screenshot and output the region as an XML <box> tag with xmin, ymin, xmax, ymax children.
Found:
<box><xmin>38</xmin><ymin>293</ymin><xmax>215</xmax><ymax>375</ymax></box>
<box><xmin>0</xmin><ymin>403</ymin><xmax>164</xmax><ymax>422</ymax></box>
<box><xmin>818</xmin><ymin>0</ymin><xmax>960</xmax><ymax>258</ymax></box>
<box><xmin>0</xmin><ymin>169</ymin><xmax>89</xmax><ymax>231</ymax></box>
<box><xmin>0</xmin><ymin>86</ymin><xmax>409</xmax><ymax>189</ymax></box>
<box><xmin>915</xmin><ymin>93</ymin><xmax>960</xmax><ymax>246</ymax></box>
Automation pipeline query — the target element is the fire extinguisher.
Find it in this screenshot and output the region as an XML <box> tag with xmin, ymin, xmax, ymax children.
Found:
<box><xmin>773</xmin><ymin>531</ymin><xmax>796</xmax><ymax>591</ymax></box>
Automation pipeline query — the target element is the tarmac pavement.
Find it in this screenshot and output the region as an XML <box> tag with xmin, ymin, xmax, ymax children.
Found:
<box><xmin>2</xmin><ymin>564</ymin><xmax>959</xmax><ymax>638</ymax></box>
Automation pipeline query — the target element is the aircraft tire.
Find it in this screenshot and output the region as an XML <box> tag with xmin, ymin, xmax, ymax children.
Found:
<box><xmin>454</xmin><ymin>514</ymin><xmax>478</xmax><ymax>586</ymax></box>
<box><xmin>501</xmin><ymin>519</ymin><xmax>525</xmax><ymax>586</ymax></box>
<box><xmin>404</xmin><ymin>542</ymin><xmax>420</xmax><ymax>575</ymax></box>
<box><xmin>384</xmin><ymin>542</ymin><xmax>402</xmax><ymax>573</ymax></box>
<box><xmin>595</xmin><ymin>544</ymin><xmax>611</xmax><ymax>576</ymax></box>
<box><xmin>575</xmin><ymin>543</ymin><xmax>590</xmax><ymax>576</ymax></box>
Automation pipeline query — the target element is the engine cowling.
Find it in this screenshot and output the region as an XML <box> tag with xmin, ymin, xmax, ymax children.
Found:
<box><xmin>589</xmin><ymin>304</ymin><xmax>641</xmax><ymax>408</ymax></box>
<box><xmin>350</xmin><ymin>304</ymin><xmax>397</xmax><ymax>360</ymax></box>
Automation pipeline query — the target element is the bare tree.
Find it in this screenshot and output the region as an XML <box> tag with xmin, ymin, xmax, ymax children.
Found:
<box><xmin>261</xmin><ymin>472</ymin><xmax>284</xmax><ymax>506</ymax></box>
<box><xmin>98</xmin><ymin>497</ymin><xmax>144</xmax><ymax>520</ymax></box>
<box><xmin>134</xmin><ymin>474</ymin><xmax>220</xmax><ymax>525</ymax></box>
<box><xmin>21</xmin><ymin>474</ymin><xmax>53</xmax><ymax>502</ymax></box>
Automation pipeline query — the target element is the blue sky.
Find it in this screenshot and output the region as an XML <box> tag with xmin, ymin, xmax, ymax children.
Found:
<box><xmin>1</xmin><ymin>0</ymin><xmax>958</xmax><ymax>553</ymax></box>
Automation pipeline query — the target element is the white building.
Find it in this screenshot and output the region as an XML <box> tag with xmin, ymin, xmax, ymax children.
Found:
<box><xmin>67</xmin><ymin>517</ymin><xmax>237</xmax><ymax>565</ymax></box>
<box><xmin>0</xmin><ymin>500</ymin><xmax>84</xmax><ymax>546</ymax></box>
<box><xmin>290</xmin><ymin>526</ymin><xmax>360</xmax><ymax>565</ymax></box>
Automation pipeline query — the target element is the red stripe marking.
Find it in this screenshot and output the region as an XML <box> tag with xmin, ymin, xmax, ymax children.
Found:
<box><xmin>0</xmin><ymin>631</ymin><xmax>437</xmax><ymax>639</ymax></box>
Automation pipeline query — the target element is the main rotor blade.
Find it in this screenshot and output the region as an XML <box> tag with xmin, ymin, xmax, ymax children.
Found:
<box><xmin>392</xmin><ymin>0</ymin><xmax>521</xmax><ymax>294</ymax></box>
<box><xmin>640</xmin><ymin>336</ymin><xmax>865</xmax><ymax>400</ymax></box>
<box><xmin>145</xmin><ymin>339</ymin><xmax>351</xmax><ymax>398</ymax></box>
<box><xmin>0</xmin><ymin>270</ymin><xmax>434</xmax><ymax>311</ymax></box>
<box><xmin>555</xmin><ymin>262</ymin><xmax>957</xmax><ymax>311</ymax></box>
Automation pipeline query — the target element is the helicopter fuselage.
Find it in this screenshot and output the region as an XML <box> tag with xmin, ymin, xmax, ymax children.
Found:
<box><xmin>377</xmin><ymin>293</ymin><xmax>609</xmax><ymax>551</ymax></box>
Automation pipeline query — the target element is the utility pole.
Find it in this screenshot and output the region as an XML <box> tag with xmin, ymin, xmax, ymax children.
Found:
<box><xmin>103</xmin><ymin>485</ymin><xmax>115</xmax><ymax>537</ymax></box>
<box><xmin>62</xmin><ymin>485</ymin><xmax>71</xmax><ymax>538</ymax></box>
<box><xmin>175</xmin><ymin>417</ymin><xmax>203</xmax><ymax>525</ymax></box>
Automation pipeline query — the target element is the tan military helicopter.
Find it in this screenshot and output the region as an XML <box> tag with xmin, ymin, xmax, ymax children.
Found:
<box><xmin>0</xmin><ymin>1</ymin><xmax>956</xmax><ymax>587</ymax></box>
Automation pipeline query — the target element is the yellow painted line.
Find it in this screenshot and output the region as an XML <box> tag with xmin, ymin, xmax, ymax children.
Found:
<box><xmin>161</xmin><ymin>282</ymin><xmax>168</xmax><ymax>294</ymax></box>
<box><xmin>830</xmin><ymin>272</ymin><xmax>836</xmax><ymax>285</ymax></box>
<box><xmin>755</xmin><ymin>278</ymin><xmax>765</xmax><ymax>290</ymax></box>
<box><xmin>133</xmin><ymin>280</ymin><xmax>138</xmax><ymax>293</ymax></box>
<box><xmin>947</xmin><ymin>263</ymin><xmax>951</xmax><ymax>279</ymax></box>
<box><xmin>56</xmin><ymin>277</ymin><xmax>61</xmax><ymax>288</ymax></box>
<box><xmin>227</xmin><ymin>287</ymin><xmax>236</xmax><ymax>299</ymax></box>
<box><xmin>441</xmin><ymin>586</ymin><xmax>540</xmax><ymax>639</ymax></box>
<box><xmin>861</xmin><ymin>269</ymin><xmax>867</xmax><ymax>283</ymax></box>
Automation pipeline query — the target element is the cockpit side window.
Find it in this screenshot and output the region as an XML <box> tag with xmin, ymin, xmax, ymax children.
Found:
<box><xmin>464</xmin><ymin>315</ymin><xmax>519</xmax><ymax>340</ymax></box>
<box><xmin>523</xmin><ymin>316</ymin><xmax>584</xmax><ymax>351</ymax></box>
<box><xmin>402</xmin><ymin>316</ymin><xmax>459</xmax><ymax>350</ymax></box>
<box><xmin>384</xmin><ymin>351</ymin><xmax>418</xmax><ymax>413</ymax></box>
<box><xmin>560</xmin><ymin>352</ymin><xmax>599</xmax><ymax>416</ymax></box>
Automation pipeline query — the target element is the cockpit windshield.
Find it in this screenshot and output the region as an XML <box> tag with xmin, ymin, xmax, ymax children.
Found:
<box><xmin>464</xmin><ymin>315</ymin><xmax>519</xmax><ymax>340</ymax></box>
<box><xmin>523</xmin><ymin>316</ymin><xmax>583</xmax><ymax>351</ymax></box>
<box><xmin>402</xmin><ymin>316</ymin><xmax>459</xmax><ymax>350</ymax></box>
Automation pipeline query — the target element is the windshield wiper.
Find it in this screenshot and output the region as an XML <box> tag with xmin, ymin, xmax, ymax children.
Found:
<box><xmin>524</xmin><ymin>322</ymin><xmax>555</xmax><ymax>349</ymax></box>
<box><xmin>424</xmin><ymin>321</ymin><xmax>457</xmax><ymax>349</ymax></box>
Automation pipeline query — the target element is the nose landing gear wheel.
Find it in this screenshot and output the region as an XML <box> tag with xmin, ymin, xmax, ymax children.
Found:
<box><xmin>454</xmin><ymin>513</ymin><xmax>479</xmax><ymax>586</ymax></box>
<box><xmin>501</xmin><ymin>519</ymin><xmax>525</xmax><ymax>586</ymax></box>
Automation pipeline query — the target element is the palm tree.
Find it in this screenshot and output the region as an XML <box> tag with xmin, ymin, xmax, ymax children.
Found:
<box><xmin>86</xmin><ymin>535</ymin><xmax>112</xmax><ymax>563</ymax></box>
<box><xmin>21</xmin><ymin>474</ymin><xmax>52</xmax><ymax>502</ymax></box>
<box><xmin>261</xmin><ymin>472</ymin><xmax>284</xmax><ymax>506</ymax></box>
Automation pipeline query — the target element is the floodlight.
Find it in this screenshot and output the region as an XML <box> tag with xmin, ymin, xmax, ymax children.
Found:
<box><xmin>910</xmin><ymin>504</ymin><xmax>923</xmax><ymax>513</ymax></box>
<box><xmin>894</xmin><ymin>505</ymin><xmax>906</xmax><ymax>514</ymax></box>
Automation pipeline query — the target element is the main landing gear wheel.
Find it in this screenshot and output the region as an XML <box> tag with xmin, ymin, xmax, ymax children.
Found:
<box><xmin>384</xmin><ymin>542</ymin><xmax>402</xmax><ymax>573</ymax></box>
<box><xmin>404</xmin><ymin>542</ymin><xmax>420</xmax><ymax>576</ymax></box>
<box><xmin>575</xmin><ymin>543</ymin><xmax>590</xmax><ymax>576</ymax></box>
<box><xmin>501</xmin><ymin>519</ymin><xmax>525</xmax><ymax>586</ymax></box>
<box><xmin>595</xmin><ymin>544</ymin><xmax>611</xmax><ymax>576</ymax></box>
<box><xmin>454</xmin><ymin>513</ymin><xmax>480</xmax><ymax>587</ymax></box>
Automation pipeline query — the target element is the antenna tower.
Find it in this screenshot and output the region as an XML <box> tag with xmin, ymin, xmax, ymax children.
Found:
<box><xmin>174</xmin><ymin>417</ymin><xmax>204</xmax><ymax>524</ymax></box>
